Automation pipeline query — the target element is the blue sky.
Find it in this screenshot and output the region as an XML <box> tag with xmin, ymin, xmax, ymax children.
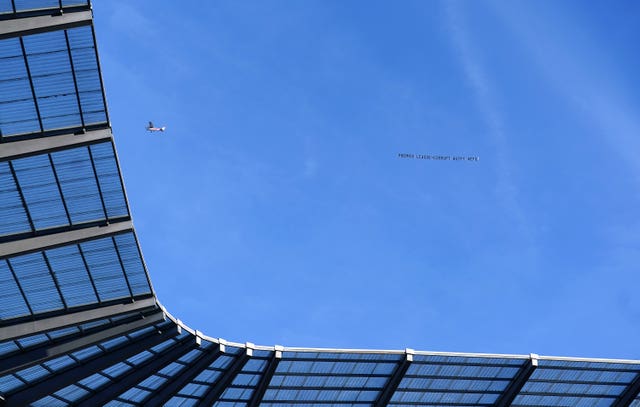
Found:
<box><xmin>93</xmin><ymin>1</ymin><xmax>640</xmax><ymax>358</ymax></box>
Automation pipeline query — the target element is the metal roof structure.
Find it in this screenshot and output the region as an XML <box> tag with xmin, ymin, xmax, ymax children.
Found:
<box><xmin>1</xmin><ymin>2</ymin><xmax>640</xmax><ymax>406</ymax></box>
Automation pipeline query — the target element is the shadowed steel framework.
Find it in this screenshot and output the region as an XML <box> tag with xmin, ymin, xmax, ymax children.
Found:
<box><xmin>1</xmin><ymin>2</ymin><xmax>640</xmax><ymax>406</ymax></box>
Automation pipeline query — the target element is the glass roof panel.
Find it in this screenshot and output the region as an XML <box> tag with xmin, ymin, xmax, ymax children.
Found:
<box><xmin>0</xmin><ymin>1</ymin><xmax>12</xmax><ymax>13</ymax></box>
<box><xmin>0</xmin><ymin>259</ymin><xmax>31</xmax><ymax>319</ymax></box>
<box><xmin>0</xmin><ymin>25</ymin><xmax>106</xmax><ymax>139</ymax></box>
<box><xmin>54</xmin><ymin>384</ymin><xmax>90</xmax><ymax>403</ymax></box>
<box><xmin>50</xmin><ymin>146</ymin><xmax>104</xmax><ymax>224</ymax></box>
<box><xmin>23</xmin><ymin>31</ymin><xmax>80</xmax><ymax>130</ymax></box>
<box><xmin>165</xmin><ymin>396</ymin><xmax>199</xmax><ymax>407</ymax></box>
<box><xmin>0</xmin><ymin>162</ymin><xmax>31</xmax><ymax>236</ymax></box>
<box><xmin>12</xmin><ymin>154</ymin><xmax>68</xmax><ymax>230</ymax></box>
<box><xmin>13</xmin><ymin>0</ymin><xmax>59</xmax><ymax>11</ymax></box>
<box><xmin>45</xmin><ymin>244</ymin><xmax>98</xmax><ymax>307</ymax></box>
<box><xmin>31</xmin><ymin>395</ymin><xmax>68</xmax><ymax>407</ymax></box>
<box><xmin>112</xmin><ymin>233</ymin><xmax>150</xmax><ymax>295</ymax></box>
<box><xmin>8</xmin><ymin>252</ymin><xmax>64</xmax><ymax>313</ymax></box>
<box><xmin>78</xmin><ymin>372</ymin><xmax>111</xmax><ymax>390</ymax></box>
<box><xmin>138</xmin><ymin>374</ymin><xmax>168</xmax><ymax>390</ymax></box>
<box><xmin>118</xmin><ymin>386</ymin><xmax>151</xmax><ymax>403</ymax></box>
<box><xmin>80</xmin><ymin>237</ymin><xmax>131</xmax><ymax>301</ymax></box>
<box><xmin>0</xmin><ymin>37</ymin><xmax>40</xmax><ymax>136</ymax></box>
<box><xmin>89</xmin><ymin>143</ymin><xmax>128</xmax><ymax>218</ymax></box>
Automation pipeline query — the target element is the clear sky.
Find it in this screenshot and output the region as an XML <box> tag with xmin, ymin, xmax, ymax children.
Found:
<box><xmin>92</xmin><ymin>1</ymin><xmax>640</xmax><ymax>359</ymax></box>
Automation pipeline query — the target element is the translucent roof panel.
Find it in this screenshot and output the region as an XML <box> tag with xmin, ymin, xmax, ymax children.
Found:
<box><xmin>0</xmin><ymin>232</ymin><xmax>152</xmax><ymax>321</ymax></box>
<box><xmin>390</xmin><ymin>354</ymin><xmax>525</xmax><ymax>406</ymax></box>
<box><xmin>0</xmin><ymin>161</ymin><xmax>31</xmax><ymax>236</ymax></box>
<box><xmin>0</xmin><ymin>0</ymin><xmax>90</xmax><ymax>15</ymax></box>
<box><xmin>261</xmin><ymin>352</ymin><xmax>401</xmax><ymax>404</ymax></box>
<box><xmin>512</xmin><ymin>359</ymin><xmax>640</xmax><ymax>407</ymax></box>
<box><xmin>0</xmin><ymin>25</ymin><xmax>106</xmax><ymax>139</ymax></box>
<box><xmin>0</xmin><ymin>141</ymin><xmax>128</xmax><ymax>239</ymax></box>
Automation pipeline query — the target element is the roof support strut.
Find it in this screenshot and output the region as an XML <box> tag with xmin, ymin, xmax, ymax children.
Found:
<box><xmin>494</xmin><ymin>353</ymin><xmax>538</xmax><ymax>407</ymax></box>
<box><xmin>374</xmin><ymin>348</ymin><xmax>414</xmax><ymax>407</ymax></box>
<box><xmin>612</xmin><ymin>372</ymin><xmax>640</xmax><ymax>407</ymax></box>
<box><xmin>0</xmin><ymin>128</ymin><xmax>112</xmax><ymax>161</ymax></box>
<box><xmin>247</xmin><ymin>346</ymin><xmax>282</xmax><ymax>407</ymax></box>
<box><xmin>0</xmin><ymin>10</ymin><xmax>92</xmax><ymax>40</ymax></box>
<box><xmin>76</xmin><ymin>332</ymin><xmax>196</xmax><ymax>407</ymax></box>
<box><xmin>143</xmin><ymin>343</ymin><xmax>223</xmax><ymax>406</ymax></box>
<box><xmin>199</xmin><ymin>346</ymin><xmax>252</xmax><ymax>405</ymax></box>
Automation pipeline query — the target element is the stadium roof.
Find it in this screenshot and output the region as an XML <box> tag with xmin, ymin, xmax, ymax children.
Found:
<box><xmin>1</xmin><ymin>2</ymin><xmax>640</xmax><ymax>406</ymax></box>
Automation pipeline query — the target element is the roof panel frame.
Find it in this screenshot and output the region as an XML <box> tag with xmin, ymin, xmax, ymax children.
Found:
<box><xmin>494</xmin><ymin>354</ymin><xmax>538</xmax><ymax>407</ymax></box>
<box><xmin>0</xmin><ymin>296</ymin><xmax>157</xmax><ymax>341</ymax></box>
<box><xmin>374</xmin><ymin>349</ymin><xmax>413</xmax><ymax>407</ymax></box>
<box><xmin>0</xmin><ymin>311</ymin><xmax>165</xmax><ymax>376</ymax></box>
<box><xmin>0</xmin><ymin>219</ymin><xmax>133</xmax><ymax>258</ymax></box>
<box><xmin>612</xmin><ymin>372</ymin><xmax>640</xmax><ymax>407</ymax></box>
<box><xmin>0</xmin><ymin>128</ymin><xmax>112</xmax><ymax>161</ymax></box>
<box><xmin>248</xmin><ymin>348</ymin><xmax>281</xmax><ymax>407</ymax></box>
<box><xmin>0</xmin><ymin>10</ymin><xmax>92</xmax><ymax>40</ymax></box>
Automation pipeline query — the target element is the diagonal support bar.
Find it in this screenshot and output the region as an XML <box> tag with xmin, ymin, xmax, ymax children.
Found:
<box><xmin>143</xmin><ymin>343</ymin><xmax>223</xmax><ymax>406</ymax></box>
<box><xmin>374</xmin><ymin>348</ymin><xmax>413</xmax><ymax>407</ymax></box>
<box><xmin>200</xmin><ymin>345</ymin><xmax>252</xmax><ymax>405</ymax></box>
<box><xmin>0</xmin><ymin>10</ymin><xmax>92</xmax><ymax>40</ymax></box>
<box><xmin>612</xmin><ymin>372</ymin><xmax>640</xmax><ymax>407</ymax></box>
<box><xmin>76</xmin><ymin>334</ymin><xmax>197</xmax><ymax>407</ymax></box>
<box><xmin>0</xmin><ymin>296</ymin><xmax>156</xmax><ymax>341</ymax></box>
<box><xmin>494</xmin><ymin>353</ymin><xmax>538</xmax><ymax>407</ymax></box>
<box><xmin>0</xmin><ymin>128</ymin><xmax>112</xmax><ymax>161</ymax></box>
<box><xmin>247</xmin><ymin>346</ymin><xmax>282</xmax><ymax>407</ymax></box>
<box><xmin>0</xmin><ymin>311</ymin><xmax>164</xmax><ymax>376</ymax></box>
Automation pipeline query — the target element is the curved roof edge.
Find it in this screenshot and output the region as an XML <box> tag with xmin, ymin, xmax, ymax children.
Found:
<box><xmin>2</xmin><ymin>3</ymin><xmax>640</xmax><ymax>406</ymax></box>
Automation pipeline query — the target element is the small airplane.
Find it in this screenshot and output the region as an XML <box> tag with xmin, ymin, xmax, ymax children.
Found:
<box><xmin>146</xmin><ymin>121</ymin><xmax>166</xmax><ymax>132</ymax></box>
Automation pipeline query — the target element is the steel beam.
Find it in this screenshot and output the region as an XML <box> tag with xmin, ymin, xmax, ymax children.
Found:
<box><xmin>0</xmin><ymin>311</ymin><xmax>165</xmax><ymax>376</ymax></box>
<box><xmin>0</xmin><ymin>128</ymin><xmax>112</xmax><ymax>161</ymax></box>
<box><xmin>0</xmin><ymin>219</ymin><xmax>132</xmax><ymax>258</ymax></box>
<box><xmin>0</xmin><ymin>10</ymin><xmax>92</xmax><ymax>40</ymax></box>
<box><xmin>0</xmin><ymin>296</ymin><xmax>156</xmax><ymax>341</ymax></box>
<box><xmin>612</xmin><ymin>372</ymin><xmax>640</xmax><ymax>407</ymax></box>
<box><xmin>247</xmin><ymin>347</ymin><xmax>282</xmax><ymax>407</ymax></box>
<box><xmin>494</xmin><ymin>354</ymin><xmax>538</xmax><ymax>407</ymax></box>
<box><xmin>4</xmin><ymin>323</ymin><xmax>179</xmax><ymax>407</ymax></box>
<box><xmin>199</xmin><ymin>348</ymin><xmax>252</xmax><ymax>405</ymax></box>
<box><xmin>76</xmin><ymin>334</ymin><xmax>197</xmax><ymax>407</ymax></box>
<box><xmin>142</xmin><ymin>345</ymin><xmax>223</xmax><ymax>406</ymax></box>
<box><xmin>374</xmin><ymin>349</ymin><xmax>414</xmax><ymax>407</ymax></box>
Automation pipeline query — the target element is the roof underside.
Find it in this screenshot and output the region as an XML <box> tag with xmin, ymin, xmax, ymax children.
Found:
<box><xmin>1</xmin><ymin>2</ymin><xmax>639</xmax><ymax>406</ymax></box>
